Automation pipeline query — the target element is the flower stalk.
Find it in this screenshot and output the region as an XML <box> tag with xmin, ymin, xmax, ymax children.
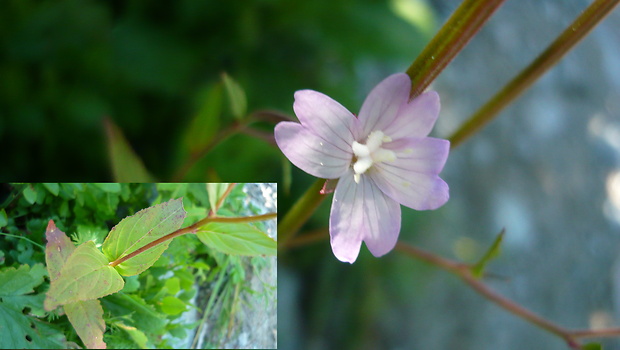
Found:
<box><xmin>406</xmin><ymin>0</ymin><xmax>507</xmax><ymax>98</ymax></box>
<box><xmin>448</xmin><ymin>0</ymin><xmax>620</xmax><ymax>149</ymax></box>
<box><xmin>278</xmin><ymin>179</ymin><xmax>327</xmax><ymax>247</ymax></box>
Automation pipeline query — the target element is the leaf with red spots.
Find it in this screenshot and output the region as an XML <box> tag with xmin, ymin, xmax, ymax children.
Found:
<box><xmin>64</xmin><ymin>300</ymin><xmax>106</xmax><ymax>349</ymax></box>
<box><xmin>44</xmin><ymin>241</ymin><xmax>124</xmax><ymax>311</ymax></box>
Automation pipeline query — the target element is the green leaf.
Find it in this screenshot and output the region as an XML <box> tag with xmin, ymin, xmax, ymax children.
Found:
<box><xmin>42</xmin><ymin>183</ymin><xmax>60</xmax><ymax>196</ymax></box>
<box><xmin>44</xmin><ymin>241</ymin><xmax>124</xmax><ymax>311</ymax></box>
<box><xmin>104</xmin><ymin>117</ymin><xmax>156</xmax><ymax>182</ymax></box>
<box><xmin>102</xmin><ymin>198</ymin><xmax>186</xmax><ymax>276</ymax></box>
<box><xmin>64</xmin><ymin>300</ymin><xmax>106</xmax><ymax>349</ymax></box>
<box><xmin>206</xmin><ymin>183</ymin><xmax>229</xmax><ymax>212</ymax></box>
<box><xmin>0</xmin><ymin>209</ymin><xmax>7</xmax><ymax>228</ymax></box>
<box><xmin>197</xmin><ymin>222</ymin><xmax>276</xmax><ymax>256</ymax></box>
<box><xmin>102</xmin><ymin>294</ymin><xmax>168</xmax><ymax>336</ymax></box>
<box><xmin>222</xmin><ymin>72</ymin><xmax>247</xmax><ymax>120</ymax></box>
<box><xmin>183</xmin><ymin>83</ymin><xmax>223</xmax><ymax>156</ymax></box>
<box><xmin>583</xmin><ymin>343</ymin><xmax>603</xmax><ymax>350</ymax></box>
<box><xmin>116</xmin><ymin>322</ymin><xmax>149</xmax><ymax>348</ymax></box>
<box><xmin>44</xmin><ymin>220</ymin><xmax>76</xmax><ymax>281</ymax></box>
<box><xmin>0</xmin><ymin>264</ymin><xmax>47</xmax><ymax>298</ymax></box>
<box><xmin>0</xmin><ymin>264</ymin><xmax>66</xmax><ymax>349</ymax></box>
<box><xmin>121</xmin><ymin>275</ymin><xmax>140</xmax><ymax>293</ymax></box>
<box><xmin>23</xmin><ymin>184</ymin><xmax>37</xmax><ymax>204</ymax></box>
<box><xmin>160</xmin><ymin>296</ymin><xmax>187</xmax><ymax>315</ymax></box>
<box><xmin>92</xmin><ymin>183</ymin><xmax>122</xmax><ymax>193</ymax></box>
<box><xmin>164</xmin><ymin>277</ymin><xmax>180</xmax><ymax>295</ymax></box>
<box><xmin>471</xmin><ymin>229</ymin><xmax>505</xmax><ymax>278</ymax></box>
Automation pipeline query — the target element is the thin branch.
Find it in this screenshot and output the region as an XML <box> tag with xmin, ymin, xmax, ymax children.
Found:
<box><xmin>109</xmin><ymin>212</ymin><xmax>277</xmax><ymax>267</ymax></box>
<box><xmin>395</xmin><ymin>241</ymin><xmax>620</xmax><ymax>348</ymax></box>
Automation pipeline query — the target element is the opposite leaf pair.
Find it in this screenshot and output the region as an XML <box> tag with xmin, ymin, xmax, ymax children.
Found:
<box><xmin>44</xmin><ymin>198</ymin><xmax>188</xmax><ymax>349</ymax></box>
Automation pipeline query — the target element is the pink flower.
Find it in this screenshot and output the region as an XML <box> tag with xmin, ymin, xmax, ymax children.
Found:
<box><xmin>275</xmin><ymin>73</ymin><xmax>449</xmax><ymax>263</ymax></box>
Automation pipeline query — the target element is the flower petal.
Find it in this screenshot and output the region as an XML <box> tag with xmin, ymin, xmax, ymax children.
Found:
<box><xmin>275</xmin><ymin>121</ymin><xmax>351</xmax><ymax>179</ymax></box>
<box><xmin>330</xmin><ymin>170</ymin><xmax>401</xmax><ymax>263</ymax></box>
<box><xmin>293</xmin><ymin>90</ymin><xmax>358</xmax><ymax>152</ymax></box>
<box><xmin>372</xmin><ymin>137</ymin><xmax>450</xmax><ymax>210</ymax></box>
<box><xmin>383</xmin><ymin>137</ymin><xmax>450</xmax><ymax>174</ymax></box>
<box><xmin>383</xmin><ymin>90</ymin><xmax>441</xmax><ymax>139</ymax></box>
<box><xmin>357</xmin><ymin>73</ymin><xmax>411</xmax><ymax>138</ymax></box>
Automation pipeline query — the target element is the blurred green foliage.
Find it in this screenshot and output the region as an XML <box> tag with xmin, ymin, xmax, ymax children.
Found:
<box><xmin>0</xmin><ymin>0</ymin><xmax>431</xmax><ymax>182</ymax></box>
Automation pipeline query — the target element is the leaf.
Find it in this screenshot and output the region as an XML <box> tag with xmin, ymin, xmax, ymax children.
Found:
<box><xmin>583</xmin><ymin>343</ymin><xmax>603</xmax><ymax>350</ymax></box>
<box><xmin>197</xmin><ymin>222</ymin><xmax>276</xmax><ymax>256</ymax></box>
<box><xmin>101</xmin><ymin>294</ymin><xmax>168</xmax><ymax>336</ymax></box>
<box><xmin>0</xmin><ymin>264</ymin><xmax>47</xmax><ymax>296</ymax></box>
<box><xmin>182</xmin><ymin>83</ymin><xmax>223</xmax><ymax>156</ymax></box>
<box><xmin>23</xmin><ymin>184</ymin><xmax>37</xmax><ymax>204</ymax></box>
<box><xmin>64</xmin><ymin>300</ymin><xmax>106</xmax><ymax>349</ymax></box>
<box><xmin>103</xmin><ymin>117</ymin><xmax>156</xmax><ymax>182</ymax></box>
<box><xmin>0</xmin><ymin>264</ymin><xmax>67</xmax><ymax>349</ymax></box>
<box><xmin>102</xmin><ymin>198</ymin><xmax>186</xmax><ymax>276</ymax></box>
<box><xmin>222</xmin><ymin>72</ymin><xmax>247</xmax><ymax>120</ymax></box>
<box><xmin>116</xmin><ymin>322</ymin><xmax>148</xmax><ymax>348</ymax></box>
<box><xmin>159</xmin><ymin>296</ymin><xmax>187</xmax><ymax>315</ymax></box>
<box><xmin>92</xmin><ymin>183</ymin><xmax>121</xmax><ymax>193</ymax></box>
<box><xmin>206</xmin><ymin>183</ymin><xmax>229</xmax><ymax>212</ymax></box>
<box><xmin>0</xmin><ymin>209</ymin><xmax>7</xmax><ymax>228</ymax></box>
<box><xmin>44</xmin><ymin>241</ymin><xmax>124</xmax><ymax>311</ymax></box>
<box><xmin>44</xmin><ymin>220</ymin><xmax>76</xmax><ymax>281</ymax></box>
<box><xmin>471</xmin><ymin>229</ymin><xmax>505</xmax><ymax>278</ymax></box>
<box><xmin>42</xmin><ymin>183</ymin><xmax>60</xmax><ymax>196</ymax></box>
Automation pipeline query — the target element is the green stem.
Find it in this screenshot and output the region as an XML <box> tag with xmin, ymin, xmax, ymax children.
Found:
<box><xmin>407</xmin><ymin>0</ymin><xmax>507</xmax><ymax>97</ymax></box>
<box><xmin>448</xmin><ymin>0</ymin><xmax>620</xmax><ymax>149</ymax></box>
<box><xmin>278</xmin><ymin>179</ymin><xmax>328</xmax><ymax>248</ymax></box>
<box><xmin>109</xmin><ymin>212</ymin><xmax>277</xmax><ymax>267</ymax></box>
<box><xmin>0</xmin><ymin>232</ymin><xmax>45</xmax><ymax>250</ymax></box>
<box><xmin>191</xmin><ymin>258</ymin><xmax>230</xmax><ymax>349</ymax></box>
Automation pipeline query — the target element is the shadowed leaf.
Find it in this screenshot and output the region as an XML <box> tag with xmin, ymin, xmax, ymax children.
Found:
<box><xmin>104</xmin><ymin>117</ymin><xmax>155</xmax><ymax>182</ymax></box>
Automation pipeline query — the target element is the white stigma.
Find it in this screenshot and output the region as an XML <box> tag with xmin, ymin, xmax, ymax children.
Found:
<box><xmin>351</xmin><ymin>130</ymin><xmax>396</xmax><ymax>183</ymax></box>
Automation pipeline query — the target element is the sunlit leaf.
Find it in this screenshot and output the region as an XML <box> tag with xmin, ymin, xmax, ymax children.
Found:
<box><xmin>159</xmin><ymin>296</ymin><xmax>187</xmax><ymax>315</ymax></box>
<box><xmin>92</xmin><ymin>183</ymin><xmax>122</xmax><ymax>193</ymax></box>
<box><xmin>42</xmin><ymin>183</ymin><xmax>60</xmax><ymax>196</ymax></box>
<box><xmin>44</xmin><ymin>220</ymin><xmax>76</xmax><ymax>281</ymax></box>
<box><xmin>197</xmin><ymin>222</ymin><xmax>276</xmax><ymax>256</ymax></box>
<box><xmin>104</xmin><ymin>117</ymin><xmax>155</xmax><ymax>182</ymax></box>
<box><xmin>116</xmin><ymin>322</ymin><xmax>148</xmax><ymax>348</ymax></box>
<box><xmin>44</xmin><ymin>241</ymin><xmax>124</xmax><ymax>311</ymax></box>
<box><xmin>102</xmin><ymin>198</ymin><xmax>186</xmax><ymax>276</ymax></box>
<box><xmin>206</xmin><ymin>183</ymin><xmax>229</xmax><ymax>212</ymax></box>
<box><xmin>222</xmin><ymin>72</ymin><xmax>247</xmax><ymax>120</ymax></box>
<box><xmin>64</xmin><ymin>300</ymin><xmax>106</xmax><ymax>349</ymax></box>
<box><xmin>23</xmin><ymin>184</ymin><xmax>37</xmax><ymax>204</ymax></box>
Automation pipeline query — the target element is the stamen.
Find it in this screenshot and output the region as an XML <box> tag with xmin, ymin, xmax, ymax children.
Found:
<box><xmin>351</xmin><ymin>130</ymin><xmax>396</xmax><ymax>184</ymax></box>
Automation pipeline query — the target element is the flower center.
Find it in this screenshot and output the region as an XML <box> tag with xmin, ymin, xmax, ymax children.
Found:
<box><xmin>351</xmin><ymin>130</ymin><xmax>396</xmax><ymax>183</ymax></box>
